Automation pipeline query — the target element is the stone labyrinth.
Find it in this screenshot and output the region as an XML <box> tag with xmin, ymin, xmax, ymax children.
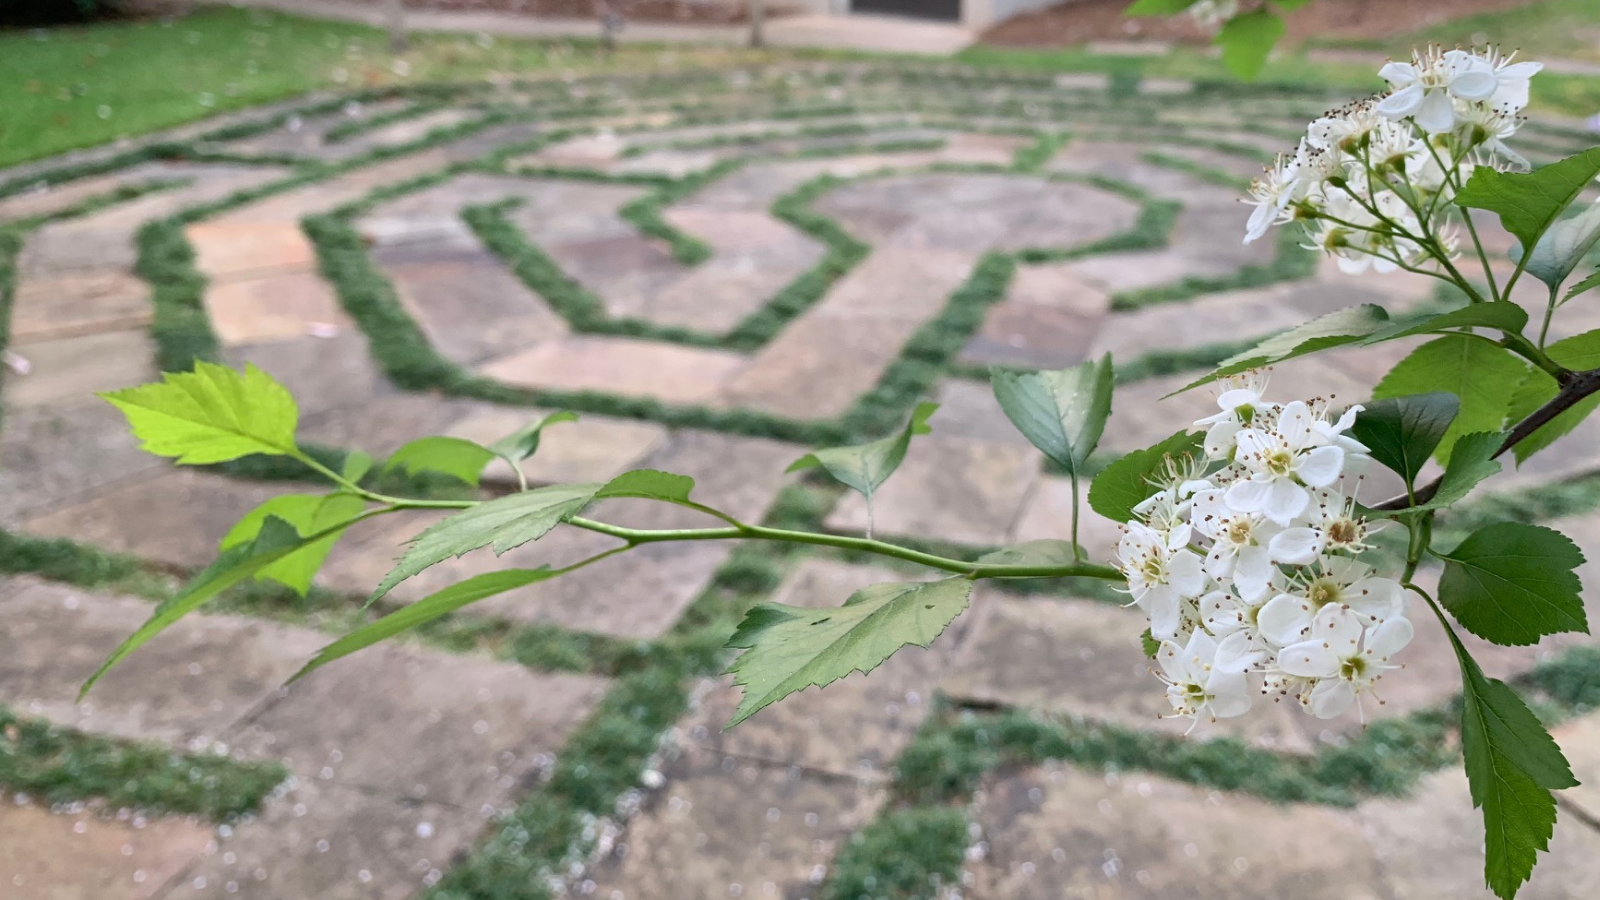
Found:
<box><xmin>3</xmin><ymin>63</ymin><xmax>1600</xmax><ymax>900</ymax></box>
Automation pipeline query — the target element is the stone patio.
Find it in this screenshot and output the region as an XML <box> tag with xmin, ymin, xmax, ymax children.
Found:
<box><xmin>3</xmin><ymin>62</ymin><xmax>1600</xmax><ymax>900</ymax></box>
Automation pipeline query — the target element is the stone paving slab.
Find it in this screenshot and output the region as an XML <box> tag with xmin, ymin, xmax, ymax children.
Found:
<box><xmin>584</xmin><ymin>747</ymin><xmax>883</xmax><ymax>900</ymax></box>
<box><xmin>963</xmin><ymin>263</ymin><xmax>1112</xmax><ymax>370</ymax></box>
<box><xmin>379</xmin><ymin>245</ymin><xmax>569</xmax><ymax>366</ymax></box>
<box><xmin>677</xmin><ymin>560</ymin><xmax>966</xmax><ymax>781</ymax></box>
<box><xmin>1</xmin><ymin>329</ymin><xmax>159</xmax><ymax>410</ymax></box>
<box><xmin>479</xmin><ymin>335</ymin><xmax>748</xmax><ymax>407</ymax></box>
<box><xmin>0</xmin><ymin>397</ymin><xmax>168</xmax><ymax>528</ymax></box>
<box><xmin>816</xmin><ymin>173</ymin><xmax>1140</xmax><ymax>254</ymax></box>
<box><xmin>221</xmin><ymin>331</ymin><xmax>388</xmax><ymax>419</ymax></box>
<box><xmin>722</xmin><ymin>248</ymin><xmax>973</xmax><ymax>419</ymax></box>
<box><xmin>228</xmin><ymin>643</ymin><xmax>607</xmax><ymax>806</ymax></box>
<box><xmin>827</xmin><ymin>435</ymin><xmax>1042</xmax><ymax>547</ymax></box>
<box><xmin>20</xmin><ymin>470</ymin><xmax>294</xmax><ymax>572</ymax></box>
<box><xmin>9</xmin><ymin>270</ymin><xmax>152</xmax><ymax>345</ymax></box>
<box><xmin>969</xmin><ymin>761</ymin><xmax>1390</xmax><ymax>900</ymax></box>
<box><xmin>0</xmin><ymin>575</ymin><xmax>324</xmax><ymax>748</ymax></box>
<box><xmin>177</xmin><ymin>779</ymin><xmax>479</xmax><ymax>900</ymax></box>
<box><xmin>1357</xmin><ymin>766</ymin><xmax>1600</xmax><ymax>900</ymax></box>
<box><xmin>0</xmin><ymin>802</ymin><xmax>214</xmax><ymax>900</ymax></box>
<box><xmin>443</xmin><ymin>405</ymin><xmax>669</xmax><ymax>487</ymax></box>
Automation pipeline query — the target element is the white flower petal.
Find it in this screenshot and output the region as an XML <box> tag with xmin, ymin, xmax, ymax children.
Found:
<box><xmin>1206</xmin><ymin>671</ymin><xmax>1252</xmax><ymax>718</ymax></box>
<box><xmin>1149</xmin><ymin>586</ymin><xmax>1182</xmax><ymax>641</ymax></box>
<box><xmin>1257</xmin><ymin>594</ymin><xmax>1313</xmax><ymax>646</ymax></box>
<box><xmin>1232</xmin><ymin>546</ymin><xmax>1276</xmax><ymax>602</ymax></box>
<box><xmin>1295</xmin><ymin>445</ymin><xmax>1345</xmax><ymax>488</ymax></box>
<box><xmin>1168</xmin><ymin>550</ymin><xmax>1207</xmax><ymax>597</ymax></box>
<box><xmin>1375</xmin><ymin>81</ymin><xmax>1425</xmax><ymax>118</ymax></box>
<box><xmin>1414</xmin><ymin>88</ymin><xmax>1457</xmax><ymax>133</ymax></box>
<box><xmin>1345</xmin><ymin>577</ymin><xmax>1405</xmax><ymax>621</ymax></box>
<box><xmin>1225</xmin><ymin>478</ymin><xmax>1273</xmax><ymax>515</ymax></box>
<box><xmin>1278</xmin><ymin>401</ymin><xmax>1312</xmax><ymax>447</ymax></box>
<box><xmin>1278</xmin><ymin>641</ymin><xmax>1340</xmax><ymax>678</ymax></box>
<box><xmin>1263</xmin><ymin>478</ymin><xmax>1310</xmax><ymax>526</ymax></box>
<box><xmin>1309</xmin><ymin>679</ymin><xmax>1356</xmax><ymax>719</ymax></box>
<box><xmin>1377</xmin><ymin>61</ymin><xmax>1420</xmax><ymax>88</ymax></box>
<box><xmin>1156</xmin><ymin>640</ymin><xmax>1187</xmax><ymax>683</ymax></box>
<box><xmin>1268</xmin><ymin>526</ymin><xmax>1322</xmax><ymax>565</ymax></box>
<box><xmin>1313</xmin><ymin>605</ymin><xmax>1363</xmax><ymax>650</ymax></box>
<box><xmin>1214</xmin><ymin>631</ymin><xmax>1267</xmax><ymax>674</ymax></box>
<box><xmin>1366</xmin><ymin>617</ymin><xmax>1415</xmax><ymax>660</ymax></box>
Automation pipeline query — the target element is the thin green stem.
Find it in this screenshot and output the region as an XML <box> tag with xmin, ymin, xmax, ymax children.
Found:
<box><xmin>1070</xmin><ymin>475</ymin><xmax>1084</xmax><ymax>563</ymax></box>
<box><xmin>564</xmin><ymin>516</ymin><xmax>1123</xmax><ymax>581</ymax></box>
<box><xmin>1540</xmin><ymin>282</ymin><xmax>1560</xmax><ymax>349</ymax></box>
<box><xmin>289</xmin><ymin>448</ymin><xmax>478</xmax><ymax>509</ymax></box>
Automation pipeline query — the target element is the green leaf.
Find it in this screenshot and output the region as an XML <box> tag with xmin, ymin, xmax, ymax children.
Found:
<box><xmin>991</xmin><ymin>356</ymin><xmax>1114</xmax><ymax>477</ymax></box>
<box><xmin>1087</xmin><ymin>430</ymin><xmax>1204</xmax><ymax>522</ymax></box>
<box><xmin>1140</xmin><ymin>628</ymin><xmax>1161</xmax><ymax>658</ymax></box>
<box><xmin>1451</xmin><ymin>640</ymin><xmax>1577</xmax><ymax>898</ymax></box>
<box><xmin>1349</xmin><ymin>393</ymin><xmax>1460</xmax><ymax>487</ymax></box>
<box><xmin>1124</xmin><ymin>0</ymin><xmax>1199</xmax><ymax>14</ymax></box>
<box><xmin>1216</xmin><ymin>10</ymin><xmax>1284</xmax><ymax>80</ymax></box>
<box><xmin>1565</xmin><ymin>266</ymin><xmax>1600</xmax><ymax>303</ymax></box>
<box><xmin>370</xmin><ymin>483</ymin><xmax>601</xmax><ymax>603</ymax></box>
<box><xmin>1514</xmin><ymin>201</ymin><xmax>1600</xmax><ymax>291</ymax></box>
<box><xmin>788</xmin><ymin>402</ymin><xmax>937</xmax><ymax>530</ymax></box>
<box><xmin>596</xmin><ymin>469</ymin><xmax>695</xmax><ymax>503</ymax></box>
<box><xmin>1362</xmin><ymin>301</ymin><xmax>1528</xmax><ymax>346</ymax></box>
<box><xmin>81</xmin><ymin>517</ymin><xmax>318</xmax><ymax>698</ymax></box>
<box><xmin>341</xmin><ymin>450</ymin><xmax>375</xmax><ymax>485</ymax></box>
<box><xmin>1456</xmin><ymin>147</ymin><xmax>1600</xmax><ymax>259</ymax></box>
<box><xmin>219</xmin><ymin>493</ymin><xmax>368</xmax><ymax>595</ymax></box>
<box><xmin>488</xmin><ymin>410</ymin><xmax>579</xmax><ymax>464</ymax></box>
<box><xmin>1416</xmin><ymin>431</ymin><xmax>1503</xmax><ymax>510</ymax></box>
<box><xmin>976</xmin><ymin>540</ymin><xmax>1082</xmax><ymax>568</ymax></box>
<box><xmin>385</xmin><ymin>437</ymin><xmax>497</xmax><ymax>487</ymax></box>
<box><xmin>1439</xmin><ymin>522</ymin><xmax>1588</xmax><ymax>646</ymax></box>
<box><xmin>1504</xmin><ymin>329</ymin><xmax>1600</xmax><ymax>464</ymax></box>
<box><xmin>1181</xmin><ymin>304</ymin><xmax>1389</xmax><ymax>392</ymax></box>
<box><xmin>100</xmin><ymin>362</ymin><xmax>298</xmax><ymax>465</ymax></box>
<box><xmin>1372</xmin><ymin>334</ymin><xmax>1529</xmax><ymax>465</ymax></box>
<box><xmin>725</xmin><ymin>578</ymin><xmax>973</xmax><ymax>726</ymax></box>
<box><xmin>295</xmin><ymin>568</ymin><xmax>554</xmax><ymax>680</ymax></box>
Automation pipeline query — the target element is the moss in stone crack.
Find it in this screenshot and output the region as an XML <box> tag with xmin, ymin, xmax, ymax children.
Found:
<box><xmin>890</xmin><ymin>704</ymin><xmax>1453</xmax><ymax>810</ymax></box>
<box><xmin>822</xmin><ymin>806</ymin><xmax>969</xmax><ymax>900</ymax></box>
<box><xmin>617</xmin><ymin>159</ymin><xmax>740</xmax><ymax>266</ymax></box>
<box><xmin>0</xmin><ymin>706</ymin><xmax>287</xmax><ymax>821</ymax></box>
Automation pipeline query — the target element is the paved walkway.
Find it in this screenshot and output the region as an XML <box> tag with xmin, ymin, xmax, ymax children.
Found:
<box><xmin>3</xmin><ymin>63</ymin><xmax>1600</xmax><ymax>900</ymax></box>
<box><xmin>201</xmin><ymin>0</ymin><xmax>978</xmax><ymax>55</ymax></box>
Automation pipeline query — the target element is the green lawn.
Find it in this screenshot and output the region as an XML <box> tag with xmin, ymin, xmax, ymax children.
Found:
<box><xmin>1311</xmin><ymin>0</ymin><xmax>1600</xmax><ymax>64</ymax></box>
<box><xmin>0</xmin><ymin>5</ymin><xmax>785</xmax><ymax>168</ymax></box>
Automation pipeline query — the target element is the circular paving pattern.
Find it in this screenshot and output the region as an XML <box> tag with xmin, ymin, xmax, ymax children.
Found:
<box><xmin>2</xmin><ymin>62</ymin><xmax>1600</xmax><ymax>900</ymax></box>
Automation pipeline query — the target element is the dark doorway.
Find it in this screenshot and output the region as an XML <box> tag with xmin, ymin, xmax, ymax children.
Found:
<box><xmin>850</xmin><ymin>0</ymin><xmax>961</xmax><ymax>22</ymax></box>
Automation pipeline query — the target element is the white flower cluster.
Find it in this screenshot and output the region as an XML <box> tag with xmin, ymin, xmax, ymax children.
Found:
<box><xmin>1243</xmin><ymin>46</ymin><xmax>1542</xmax><ymax>274</ymax></box>
<box><xmin>1115</xmin><ymin>373</ymin><xmax>1413</xmax><ymax>727</ymax></box>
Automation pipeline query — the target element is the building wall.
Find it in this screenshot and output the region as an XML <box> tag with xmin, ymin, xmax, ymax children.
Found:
<box><xmin>963</xmin><ymin>0</ymin><xmax>1061</xmax><ymax>29</ymax></box>
<box><xmin>813</xmin><ymin>0</ymin><xmax>1064</xmax><ymax>29</ymax></box>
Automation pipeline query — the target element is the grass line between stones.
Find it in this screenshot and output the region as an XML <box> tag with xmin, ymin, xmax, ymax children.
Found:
<box><xmin>0</xmin><ymin>706</ymin><xmax>288</xmax><ymax>821</ymax></box>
